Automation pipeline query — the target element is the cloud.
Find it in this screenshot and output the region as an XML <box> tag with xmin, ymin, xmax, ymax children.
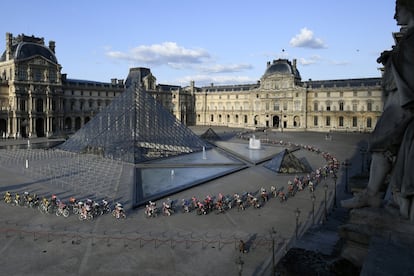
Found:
<box><xmin>298</xmin><ymin>55</ymin><xmax>321</xmax><ymax>65</ymax></box>
<box><xmin>290</xmin><ymin>28</ymin><xmax>327</xmax><ymax>49</ymax></box>
<box><xmin>199</xmin><ymin>63</ymin><xmax>253</xmax><ymax>73</ymax></box>
<box><xmin>175</xmin><ymin>74</ymin><xmax>255</xmax><ymax>86</ymax></box>
<box><xmin>106</xmin><ymin>42</ymin><xmax>211</xmax><ymax>67</ymax></box>
<box><xmin>329</xmin><ymin>59</ymin><xmax>350</xmax><ymax>66</ymax></box>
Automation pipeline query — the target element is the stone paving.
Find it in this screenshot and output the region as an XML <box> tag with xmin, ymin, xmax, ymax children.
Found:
<box><xmin>0</xmin><ymin>128</ymin><xmax>369</xmax><ymax>275</ymax></box>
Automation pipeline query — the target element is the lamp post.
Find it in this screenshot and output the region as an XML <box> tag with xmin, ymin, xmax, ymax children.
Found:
<box><xmin>342</xmin><ymin>159</ymin><xmax>351</xmax><ymax>193</ymax></box>
<box><xmin>311</xmin><ymin>193</ymin><xmax>316</xmax><ymax>225</ymax></box>
<box><xmin>295</xmin><ymin>208</ymin><xmax>301</xmax><ymax>239</ymax></box>
<box><xmin>324</xmin><ymin>183</ymin><xmax>328</xmax><ymax>221</ymax></box>
<box><xmin>333</xmin><ymin>173</ymin><xmax>338</xmax><ymax>208</ymax></box>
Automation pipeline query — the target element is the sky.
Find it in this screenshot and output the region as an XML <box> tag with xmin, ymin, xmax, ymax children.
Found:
<box><xmin>1</xmin><ymin>0</ymin><xmax>398</xmax><ymax>87</ymax></box>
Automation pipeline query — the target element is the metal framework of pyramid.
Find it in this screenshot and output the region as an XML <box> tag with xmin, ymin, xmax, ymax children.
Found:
<box><xmin>200</xmin><ymin>127</ymin><xmax>221</xmax><ymax>141</ymax></box>
<box><xmin>58</xmin><ymin>86</ymin><xmax>208</xmax><ymax>163</ymax></box>
<box><xmin>264</xmin><ymin>149</ymin><xmax>312</xmax><ymax>174</ymax></box>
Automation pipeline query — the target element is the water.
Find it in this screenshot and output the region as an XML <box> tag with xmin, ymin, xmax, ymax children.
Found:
<box><xmin>0</xmin><ymin>140</ymin><xmax>64</xmax><ymax>150</ymax></box>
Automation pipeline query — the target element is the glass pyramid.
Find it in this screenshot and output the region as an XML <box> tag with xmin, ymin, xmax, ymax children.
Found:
<box><xmin>58</xmin><ymin>86</ymin><xmax>208</xmax><ymax>163</ymax></box>
<box><xmin>264</xmin><ymin>149</ymin><xmax>312</xmax><ymax>174</ymax></box>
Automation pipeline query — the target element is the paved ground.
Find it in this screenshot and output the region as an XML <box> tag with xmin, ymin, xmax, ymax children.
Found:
<box><xmin>0</xmin><ymin>128</ymin><xmax>369</xmax><ymax>276</ymax></box>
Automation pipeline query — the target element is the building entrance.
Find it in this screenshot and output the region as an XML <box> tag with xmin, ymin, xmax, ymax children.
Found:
<box><xmin>273</xmin><ymin>116</ymin><xmax>280</xmax><ymax>128</ymax></box>
<box><xmin>36</xmin><ymin>118</ymin><xmax>45</xmax><ymax>137</ymax></box>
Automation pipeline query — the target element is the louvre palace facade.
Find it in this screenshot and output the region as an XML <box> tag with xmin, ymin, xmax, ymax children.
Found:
<box><xmin>0</xmin><ymin>32</ymin><xmax>383</xmax><ymax>138</ymax></box>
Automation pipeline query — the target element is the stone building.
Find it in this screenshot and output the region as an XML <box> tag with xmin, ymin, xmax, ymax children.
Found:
<box><xmin>0</xmin><ymin>33</ymin><xmax>383</xmax><ymax>137</ymax></box>
<box><xmin>0</xmin><ymin>33</ymin><xmax>124</xmax><ymax>138</ymax></box>
<box><xmin>194</xmin><ymin>59</ymin><xmax>383</xmax><ymax>132</ymax></box>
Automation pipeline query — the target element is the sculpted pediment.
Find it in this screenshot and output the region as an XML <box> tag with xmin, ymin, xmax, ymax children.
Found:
<box><xmin>28</xmin><ymin>57</ymin><xmax>49</xmax><ymax>66</ymax></box>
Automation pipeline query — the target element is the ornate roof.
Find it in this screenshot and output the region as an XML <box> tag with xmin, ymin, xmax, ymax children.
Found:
<box><xmin>263</xmin><ymin>59</ymin><xmax>301</xmax><ymax>79</ymax></box>
<box><xmin>0</xmin><ymin>37</ymin><xmax>57</xmax><ymax>64</ymax></box>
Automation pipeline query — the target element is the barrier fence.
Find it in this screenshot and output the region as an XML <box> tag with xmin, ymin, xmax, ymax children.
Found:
<box><xmin>0</xmin><ymin>225</ymin><xmax>288</xmax><ymax>252</ymax></box>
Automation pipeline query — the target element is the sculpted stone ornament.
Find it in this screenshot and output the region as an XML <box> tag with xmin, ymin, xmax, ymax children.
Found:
<box><xmin>341</xmin><ymin>0</ymin><xmax>414</xmax><ymax>222</ymax></box>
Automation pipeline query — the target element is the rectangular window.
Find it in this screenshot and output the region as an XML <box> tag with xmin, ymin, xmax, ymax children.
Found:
<box><xmin>244</xmin><ymin>115</ymin><xmax>248</xmax><ymax>123</ymax></box>
<box><xmin>367</xmin><ymin>102</ymin><xmax>372</xmax><ymax>111</ymax></box>
<box><xmin>34</xmin><ymin>69</ymin><xmax>42</xmax><ymax>82</ymax></box>
<box><xmin>49</xmin><ymin>70</ymin><xmax>56</xmax><ymax>83</ymax></box>
<box><xmin>326</xmin><ymin>116</ymin><xmax>331</xmax><ymax>126</ymax></box>
<box><xmin>314</xmin><ymin>116</ymin><xmax>318</xmax><ymax>126</ymax></box>
<box><xmin>20</xmin><ymin>99</ymin><xmax>26</xmax><ymax>111</ymax></box>
<box><xmin>18</xmin><ymin>67</ymin><xmax>27</xmax><ymax>81</ymax></box>
<box><xmin>339</xmin><ymin>116</ymin><xmax>344</xmax><ymax>127</ymax></box>
<box><xmin>352</xmin><ymin>116</ymin><xmax>358</xmax><ymax>127</ymax></box>
<box><xmin>274</xmin><ymin>103</ymin><xmax>279</xmax><ymax>111</ymax></box>
<box><xmin>339</xmin><ymin>102</ymin><xmax>344</xmax><ymax>111</ymax></box>
<box><xmin>210</xmin><ymin>114</ymin><xmax>214</xmax><ymax>122</ymax></box>
<box><xmin>367</xmin><ymin>117</ymin><xmax>372</xmax><ymax>128</ymax></box>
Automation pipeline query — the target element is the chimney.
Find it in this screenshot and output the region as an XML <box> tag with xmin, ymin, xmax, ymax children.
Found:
<box><xmin>6</xmin><ymin>33</ymin><xmax>13</xmax><ymax>61</ymax></box>
<box><xmin>293</xmin><ymin>59</ymin><xmax>297</xmax><ymax>71</ymax></box>
<box><xmin>49</xmin><ymin>40</ymin><xmax>56</xmax><ymax>53</ymax></box>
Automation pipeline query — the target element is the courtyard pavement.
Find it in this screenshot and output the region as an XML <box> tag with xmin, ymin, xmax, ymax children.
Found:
<box><xmin>0</xmin><ymin>127</ymin><xmax>369</xmax><ymax>276</ymax></box>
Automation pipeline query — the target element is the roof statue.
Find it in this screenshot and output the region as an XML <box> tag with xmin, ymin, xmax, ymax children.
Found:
<box><xmin>58</xmin><ymin>85</ymin><xmax>208</xmax><ymax>163</ymax></box>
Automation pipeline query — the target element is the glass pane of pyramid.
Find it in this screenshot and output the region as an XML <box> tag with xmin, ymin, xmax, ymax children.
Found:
<box><xmin>58</xmin><ymin>86</ymin><xmax>208</xmax><ymax>163</ymax></box>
